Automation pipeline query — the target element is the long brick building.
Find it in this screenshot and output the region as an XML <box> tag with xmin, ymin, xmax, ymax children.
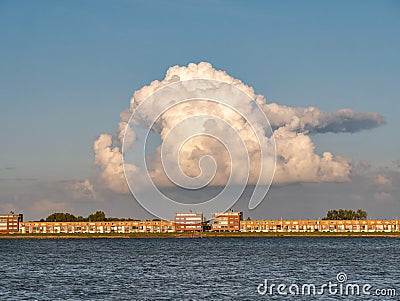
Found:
<box><xmin>2</xmin><ymin>211</ymin><xmax>400</xmax><ymax>234</ymax></box>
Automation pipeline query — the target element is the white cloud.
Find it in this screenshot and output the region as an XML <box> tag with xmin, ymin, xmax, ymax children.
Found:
<box><xmin>273</xmin><ymin>128</ymin><xmax>351</xmax><ymax>184</ymax></box>
<box><xmin>93</xmin><ymin>62</ymin><xmax>384</xmax><ymax>193</ymax></box>
<box><xmin>93</xmin><ymin>134</ymin><xmax>131</xmax><ymax>193</ymax></box>
<box><xmin>374</xmin><ymin>174</ymin><xmax>392</xmax><ymax>187</ymax></box>
<box><xmin>65</xmin><ymin>179</ymin><xmax>96</xmax><ymax>200</ymax></box>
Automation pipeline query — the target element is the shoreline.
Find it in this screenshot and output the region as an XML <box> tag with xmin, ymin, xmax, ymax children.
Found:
<box><xmin>2</xmin><ymin>232</ymin><xmax>400</xmax><ymax>239</ymax></box>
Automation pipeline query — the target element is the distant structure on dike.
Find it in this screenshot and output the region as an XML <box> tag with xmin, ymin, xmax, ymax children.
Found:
<box><xmin>1</xmin><ymin>211</ymin><xmax>399</xmax><ymax>234</ymax></box>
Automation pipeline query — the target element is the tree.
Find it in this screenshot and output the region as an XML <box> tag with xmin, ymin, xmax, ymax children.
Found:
<box><xmin>322</xmin><ymin>209</ymin><xmax>367</xmax><ymax>220</ymax></box>
<box><xmin>43</xmin><ymin>210</ymin><xmax>133</xmax><ymax>222</ymax></box>
<box><xmin>76</xmin><ymin>216</ymin><xmax>85</xmax><ymax>222</ymax></box>
<box><xmin>356</xmin><ymin>209</ymin><xmax>367</xmax><ymax>220</ymax></box>
<box><xmin>88</xmin><ymin>210</ymin><xmax>106</xmax><ymax>222</ymax></box>
<box><xmin>45</xmin><ymin>212</ymin><xmax>77</xmax><ymax>222</ymax></box>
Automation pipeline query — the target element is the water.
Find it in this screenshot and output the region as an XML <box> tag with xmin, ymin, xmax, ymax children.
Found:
<box><xmin>0</xmin><ymin>237</ymin><xmax>399</xmax><ymax>300</ymax></box>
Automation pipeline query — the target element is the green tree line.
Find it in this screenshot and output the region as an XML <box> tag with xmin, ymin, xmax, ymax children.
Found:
<box><xmin>322</xmin><ymin>209</ymin><xmax>367</xmax><ymax>220</ymax></box>
<box><xmin>41</xmin><ymin>211</ymin><xmax>137</xmax><ymax>222</ymax></box>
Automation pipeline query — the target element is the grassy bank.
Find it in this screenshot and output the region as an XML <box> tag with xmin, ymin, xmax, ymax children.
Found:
<box><xmin>1</xmin><ymin>231</ymin><xmax>400</xmax><ymax>239</ymax></box>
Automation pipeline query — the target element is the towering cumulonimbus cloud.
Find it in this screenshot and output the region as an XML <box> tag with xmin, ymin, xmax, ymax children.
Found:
<box><xmin>93</xmin><ymin>62</ymin><xmax>385</xmax><ymax>193</ymax></box>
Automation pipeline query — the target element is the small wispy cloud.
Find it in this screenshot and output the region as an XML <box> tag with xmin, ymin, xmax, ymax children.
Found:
<box><xmin>374</xmin><ymin>174</ymin><xmax>392</xmax><ymax>187</ymax></box>
<box><xmin>374</xmin><ymin>191</ymin><xmax>394</xmax><ymax>202</ymax></box>
<box><xmin>0</xmin><ymin>167</ymin><xmax>16</xmax><ymax>171</ymax></box>
<box><xmin>64</xmin><ymin>179</ymin><xmax>96</xmax><ymax>200</ymax></box>
<box><xmin>0</xmin><ymin>178</ymin><xmax>37</xmax><ymax>182</ymax></box>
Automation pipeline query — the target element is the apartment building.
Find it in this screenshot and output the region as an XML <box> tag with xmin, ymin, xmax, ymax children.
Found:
<box><xmin>212</xmin><ymin>210</ymin><xmax>243</xmax><ymax>232</ymax></box>
<box><xmin>20</xmin><ymin>220</ymin><xmax>175</xmax><ymax>234</ymax></box>
<box><xmin>0</xmin><ymin>213</ymin><xmax>23</xmax><ymax>234</ymax></box>
<box><xmin>239</xmin><ymin>219</ymin><xmax>400</xmax><ymax>233</ymax></box>
<box><xmin>174</xmin><ymin>212</ymin><xmax>203</xmax><ymax>232</ymax></box>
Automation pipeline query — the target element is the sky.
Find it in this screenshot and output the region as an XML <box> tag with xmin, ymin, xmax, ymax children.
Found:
<box><xmin>0</xmin><ymin>0</ymin><xmax>399</xmax><ymax>221</ymax></box>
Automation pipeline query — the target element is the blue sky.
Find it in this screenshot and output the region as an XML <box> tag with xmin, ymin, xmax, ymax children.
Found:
<box><xmin>0</xmin><ymin>0</ymin><xmax>399</xmax><ymax>220</ymax></box>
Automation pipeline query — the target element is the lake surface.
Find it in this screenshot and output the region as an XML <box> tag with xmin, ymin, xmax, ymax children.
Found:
<box><xmin>0</xmin><ymin>237</ymin><xmax>399</xmax><ymax>300</ymax></box>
